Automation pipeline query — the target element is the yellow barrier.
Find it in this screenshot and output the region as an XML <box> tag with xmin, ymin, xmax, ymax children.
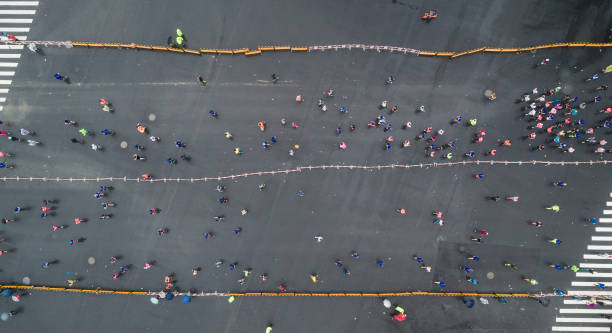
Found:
<box><xmin>65</xmin><ymin>41</ymin><xmax>612</xmax><ymax>59</ymax></box>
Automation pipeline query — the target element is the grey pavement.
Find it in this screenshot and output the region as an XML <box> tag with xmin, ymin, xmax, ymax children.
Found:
<box><xmin>0</xmin><ymin>0</ymin><xmax>611</xmax><ymax>332</ymax></box>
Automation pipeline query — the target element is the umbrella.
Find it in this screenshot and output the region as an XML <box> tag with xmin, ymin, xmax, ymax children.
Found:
<box><xmin>149</xmin><ymin>297</ymin><xmax>159</xmax><ymax>305</ymax></box>
<box><xmin>165</xmin><ymin>293</ymin><xmax>174</xmax><ymax>300</ymax></box>
<box><xmin>382</xmin><ymin>299</ymin><xmax>392</xmax><ymax>308</ymax></box>
<box><xmin>604</xmin><ymin>65</ymin><xmax>612</xmax><ymax>73</ymax></box>
<box><xmin>182</xmin><ymin>295</ymin><xmax>191</xmax><ymax>303</ymax></box>
<box><xmin>0</xmin><ymin>312</ymin><xmax>8</xmax><ymax>321</ymax></box>
<box><xmin>463</xmin><ymin>298</ymin><xmax>475</xmax><ymax>308</ymax></box>
<box><xmin>1</xmin><ymin>289</ymin><xmax>13</xmax><ymax>297</ymax></box>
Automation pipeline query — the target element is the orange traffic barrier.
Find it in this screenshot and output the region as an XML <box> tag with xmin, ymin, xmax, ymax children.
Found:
<box><xmin>245</xmin><ymin>50</ymin><xmax>262</xmax><ymax>56</ymax></box>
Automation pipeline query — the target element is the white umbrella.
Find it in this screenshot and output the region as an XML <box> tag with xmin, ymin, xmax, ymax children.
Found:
<box><xmin>383</xmin><ymin>299</ymin><xmax>392</xmax><ymax>308</ymax></box>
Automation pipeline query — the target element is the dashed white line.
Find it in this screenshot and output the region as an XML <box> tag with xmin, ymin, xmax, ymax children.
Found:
<box><xmin>0</xmin><ymin>10</ymin><xmax>36</xmax><ymax>14</ymax></box>
<box><xmin>553</xmin><ymin>326</ymin><xmax>610</xmax><ymax>332</ymax></box>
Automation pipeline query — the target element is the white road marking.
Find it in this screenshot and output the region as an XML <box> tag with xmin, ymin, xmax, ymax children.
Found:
<box><xmin>577</xmin><ymin>272</ymin><xmax>612</xmax><ymax>277</ymax></box>
<box><xmin>0</xmin><ymin>1</ymin><xmax>38</xmax><ymax>5</ymax></box>
<box><xmin>0</xmin><ymin>45</ymin><xmax>23</xmax><ymax>50</ymax></box>
<box><xmin>0</xmin><ymin>71</ymin><xmax>14</xmax><ymax>76</ymax></box>
<box><xmin>581</xmin><ymin>263</ymin><xmax>612</xmax><ymax>268</ymax></box>
<box><xmin>0</xmin><ymin>54</ymin><xmax>20</xmax><ymax>58</ymax></box>
<box><xmin>0</xmin><ymin>18</ymin><xmax>31</xmax><ymax>23</ymax></box>
<box><xmin>564</xmin><ymin>300</ymin><xmax>612</xmax><ymax>305</ymax></box>
<box><xmin>0</xmin><ymin>88</ymin><xmax>9</xmax><ymax>93</ymax></box>
<box><xmin>571</xmin><ymin>281</ymin><xmax>610</xmax><ymax>287</ymax></box>
<box><xmin>607</xmin><ymin>202</ymin><xmax>612</xmax><ymax>206</ymax></box>
<box><xmin>552</xmin><ymin>327</ymin><xmax>609</xmax><ymax>332</ymax></box>
<box><xmin>597</xmin><ymin>218</ymin><xmax>612</xmax><ymax>223</ymax></box>
<box><xmin>593</xmin><ymin>236</ymin><xmax>612</xmax><ymax>241</ymax></box>
<box><xmin>0</xmin><ymin>79</ymin><xmax>12</xmax><ymax>84</ymax></box>
<box><xmin>560</xmin><ymin>309</ymin><xmax>612</xmax><ymax>314</ymax></box>
<box><xmin>0</xmin><ymin>97</ymin><xmax>6</xmax><ymax>102</ymax></box>
<box><xmin>588</xmin><ymin>245</ymin><xmax>612</xmax><ymax>251</ymax></box>
<box><xmin>596</xmin><ymin>227</ymin><xmax>612</xmax><ymax>232</ymax></box>
<box><xmin>568</xmin><ymin>290</ymin><xmax>612</xmax><ymax>296</ymax></box>
<box><xmin>604</xmin><ymin>210</ymin><xmax>612</xmax><ymax>215</ymax></box>
<box><xmin>557</xmin><ymin>317</ymin><xmax>612</xmax><ymax>323</ymax></box>
<box><xmin>0</xmin><ymin>27</ymin><xmax>28</xmax><ymax>32</ymax></box>
<box><xmin>0</xmin><ymin>10</ymin><xmax>35</xmax><ymax>14</ymax></box>
<box><xmin>0</xmin><ymin>62</ymin><xmax>18</xmax><ymax>67</ymax></box>
<box><xmin>584</xmin><ymin>254</ymin><xmax>612</xmax><ymax>260</ymax></box>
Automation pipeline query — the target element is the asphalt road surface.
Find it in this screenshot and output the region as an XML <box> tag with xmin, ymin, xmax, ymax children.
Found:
<box><xmin>0</xmin><ymin>0</ymin><xmax>611</xmax><ymax>332</ymax></box>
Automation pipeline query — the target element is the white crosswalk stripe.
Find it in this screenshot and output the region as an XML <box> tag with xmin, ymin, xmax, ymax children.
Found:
<box><xmin>0</xmin><ymin>0</ymin><xmax>38</xmax><ymax>111</ymax></box>
<box><xmin>552</xmin><ymin>327</ymin><xmax>610</xmax><ymax>332</ymax></box>
<box><xmin>553</xmin><ymin>196</ymin><xmax>612</xmax><ymax>332</ymax></box>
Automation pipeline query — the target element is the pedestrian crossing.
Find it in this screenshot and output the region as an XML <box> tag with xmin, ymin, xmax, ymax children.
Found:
<box><xmin>0</xmin><ymin>1</ymin><xmax>38</xmax><ymax>112</ymax></box>
<box><xmin>553</xmin><ymin>193</ymin><xmax>612</xmax><ymax>332</ymax></box>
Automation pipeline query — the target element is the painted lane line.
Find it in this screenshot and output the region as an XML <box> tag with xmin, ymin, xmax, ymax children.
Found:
<box><xmin>581</xmin><ymin>263</ymin><xmax>612</xmax><ymax>268</ymax></box>
<box><xmin>0</xmin><ymin>54</ymin><xmax>20</xmax><ymax>59</ymax></box>
<box><xmin>597</xmin><ymin>218</ymin><xmax>612</xmax><ymax>223</ymax></box>
<box><xmin>556</xmin><ymin>317</ymin><xmax>612</xmax><ymax>323</ymax></box>
<box><xmin>584</xmin><ymin>254</ymin><xmax>612</xmax><ymax>260</ymax></box>
<box><xmin>567</xmin><ymin>290</ymin><xmax>612</xmax><ymax>296</ymax></box>
<box><xmin>564</xmin><ymin>300</ymin><xmax>612</xmax><ymax>305</ymax></box>
<box><xmin>571</xmin><ymin>281</ymin><xmax>612</xmax><ymax>286</ymax></box>
<box><xmin>0</xmin><ymin>10</ymin><xmax>36</xmax><ymax>14</ymax></box>
<box><xmin>577</xmin><ymin>272</ymin><xmax>612</xmax><ymax>277</ymax></box>
<box><xmin>604</xmin><ymin>210</ymin><xmax>612</xmax><ymax>215</ymax></box>
<box><xmin>0</xmin><ymin>1</ymin><xmax>39</xmax><ymax>5</ymax></box>
<box><xmin>596</xmin><ymin>227</ymin><xmax>612</xmax><ymax>232</ymax></box>
<box><xmin>587</xmin><ymin>245</ymin><xmax>612</xmax><ymax>251</ymax></box>
<box><xmin>608</xmin><ymin>202</ymin><xmax>612</xmax><ymax>206</ymax></box>
<box><xmin>0</xmin><ymin>62</ymin><xmax>18</xmax><ymax>67</ymax></box>
<box><xmin>0</xmin><ymin>27</ymin><xmax>29</xmax><ymax>32</ymax></box>
<box><xmin>0</xmin><ymin>88</ymin><xmax>9</xmax><ymax>93</ymax></box>
<box><xmin>0</xmin><ymin>45</ymin><xmax>23</xmax><ymax>50</ymax></box>
<box><xmin>0</xmin><ymin>18</ymin><xmax>32</xmax><ymax>23</ymax></box>
<box><xmin>0</xmin><ymin>80</ymin><xmax>12</xmax><ymax>85</ymax></box>
<box><xmin>560</xmin><ymin>309</ymin><xmax>612</xmax><ymax>314</ymax></box>
<box><xmin>0</xmin><ymin>97</ymin><xmax>6</xmax><ymax>102</ymax></box>
<box><xmin>552</xmin><ymin>326</ymin><xmax>610</xmax><ymax>332</ymax></box>
<box><xmin>0</xmin><ymin>71</ymin><xmax>15</xmax><ymax>76</ymax></box>
<box><xmin>592</xmin><ymin>236</ymin><xmax>612</xmax><ymax>241</ymax></box>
